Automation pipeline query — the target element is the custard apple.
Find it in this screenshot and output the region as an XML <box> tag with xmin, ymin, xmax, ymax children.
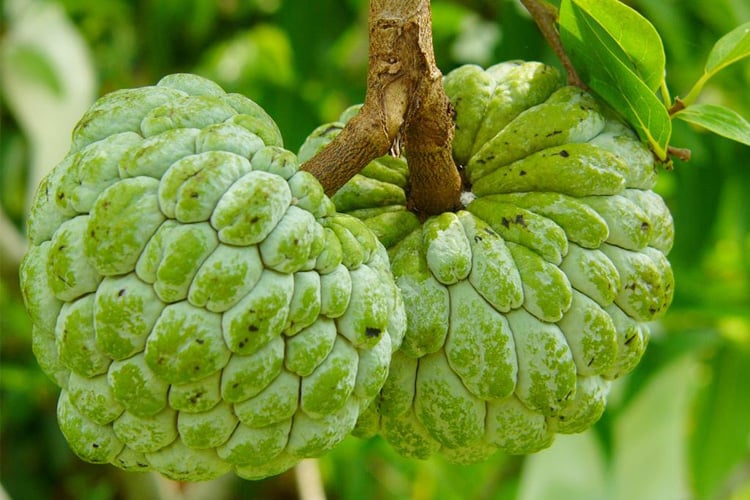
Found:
<box><xmin>299</xmin><ymin>61</ymin><xmax>674</xmax><ymax>463</ymax></box>
<box><xmin>19</xmin><ymin>73</ymin><xmax>405</xmax><ymax>481</ymax></box>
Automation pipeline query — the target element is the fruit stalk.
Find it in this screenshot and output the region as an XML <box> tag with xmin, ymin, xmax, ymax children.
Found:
<box><xmin>301</xmin><ymin>0</ymin><xmax>461</xmax><ymax>216</ymax></box>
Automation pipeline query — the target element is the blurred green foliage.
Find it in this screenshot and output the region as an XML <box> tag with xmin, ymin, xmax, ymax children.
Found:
<box><xmin>1</xmin><ymin>0</ymin><xmax>748</xmax><ymax>499</ymax></box>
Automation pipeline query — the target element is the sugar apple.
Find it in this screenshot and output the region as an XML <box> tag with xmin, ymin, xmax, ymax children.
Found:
<box><xmin>19</xmin><ymin>73</ymin><xmax>406</xmax><ymax>481</ymax></box>
<box><xmin>299</xmin><ymin>61</ymin><xmax>674</xmax><ymax>463</ymax></box>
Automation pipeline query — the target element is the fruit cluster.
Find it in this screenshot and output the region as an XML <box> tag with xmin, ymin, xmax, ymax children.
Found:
<box><xmin>20</xmin><ymin>62</ymin><xmax>674</xmax><ymax>479</ymax></box>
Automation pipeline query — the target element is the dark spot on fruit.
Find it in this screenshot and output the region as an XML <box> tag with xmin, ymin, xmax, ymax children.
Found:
<box><xmin>194</xmin><ymin>365</ymin><xmax>201</xmax><ymax>371</ymax></box>
<box><xmin>515</xmin><ymin>214</ymin><xmax>526</xmax><ymax>227</ymax></box>
<box><xmin>137</xmin><ymin>462</ymin><xmax>148</xmax><ymax>468</ymax></box>
<box><xmin>188</xmin><ymin>392</ymin><xmax>203</xmax><ymax>405</ymax></box>
<box><xmin>118</xmin><ymin>289</ymin><xmax>126</xmax><ymax>297</ymax></box>
<box><xmin>57</xmin><ymin>245</ymin><xmax>67</xmax><ymax>251</ymax></box>
<box><xmin>474</xmin><ymin>235</ymin><xmax>483</xmax><ymax>242</ymax></box>
<box><xmin>587</xmin><ymin>357</ymin><xmax>595</xmax><ymax>367</ymax></box>
<box><xmin>501</xmin><ymin>217</ymin><xmax>510</xmax><ymax>228</ymax></box>
<box><xmin>559</xmin><ymin>150</ymin><xmax>569</xmax><ymax>158</ymax></box>
<box><xmin>249</xmin><ymin>216</ymin><xmax>260</xmax><ymax>224</ymax></box>
<box><xmin>546</xmin><ymin>130</ymin><xmax>562</xmax><ymax>137</ymax></box>
<box><xmin>641</xmin><ymin>222</ymin><xmax>650</xmax><ymax>233</ymax></box>
<box><xmin>624</xmin><ymin>335</ymin><xmax>635</xmax><ymax>346</ymax></box>
<box><xmin>248</xmin><ymin>325</ymin><xmax>258</xmax><ymax>332</ymax></box>
<box><xmin>365</xmin><ymin>327</ymin><xmax>381</xmax><ymax>338</ymax></box>
<box><xmin>519</xmin><ymin>170</ymin><xmax>527</xmax><ymax>176</ymax></box>
<box><xmin>485</xmin><ymin>154</ymin><xmax>495</xmax><ymax>162</ymax></box>
<box><xmin>157</xmin><ymin>357</ymin><xmax>166</xmax><ymax>365</ymax></box>
<box><xmin>626</xmin><ymin>282</ymin><xmax>637</xmax><ymax>291</ymax></box>
<box><xmin>195</xmin><ymin>338</ymin><xmax>204</xmax><ymax>345</ymax></box>
<box><xmin>92</xmin><ymin>443</ymin><xmax>100</xmax><ymax>448</ymax></box>
<box><xmin>238</xmin><ymin>339</ymin><xmax>247</xmax><ymax>348</ymax></box>
<box><xmin>190</xmin><ymin>192</ymin><xmax>199</xmax><ymax>199</ymax></box>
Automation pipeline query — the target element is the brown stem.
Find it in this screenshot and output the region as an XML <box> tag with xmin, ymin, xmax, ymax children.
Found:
<box><xmin>301</xmin><ymin>0</ymin><xmax>461</xmax><ymax>216</ymax></box>
<box><xmin>521</xmin><ymin>0</ymin><xmax>586</xmax><ymax>89</ymax></box>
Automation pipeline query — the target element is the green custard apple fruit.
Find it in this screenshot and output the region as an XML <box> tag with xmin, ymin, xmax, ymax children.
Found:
<box><xmin>19</xmin><ymin>73</ymin><xmax>405</xmax><ymax>481</ymax></box>
<box><xmin>298</xmin><ymin>61</ymin><xmax>674</xmax><ymax>463</ymax></box>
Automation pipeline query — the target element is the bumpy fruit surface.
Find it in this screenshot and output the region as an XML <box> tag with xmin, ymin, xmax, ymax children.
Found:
<box><xmin>299</xmin><ymin>61</ymin><xmax>674</xmax><ymax>463</ymax></box>
<box><xmin>20</xmin><ymin>73</ymin><xmax>405</xmax><ymax>481</ymax></box>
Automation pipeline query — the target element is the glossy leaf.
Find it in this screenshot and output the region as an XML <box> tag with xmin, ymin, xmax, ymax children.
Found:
<box><xmin>705</xmin><ymin>21</ymin><xmax>750</xmax><ymax>76</ymax></box>
<box><xmin>675</xmin><ymin>104</ymin><xmax>750</xmax><ymax>147</ymax></box>
<box><xmin>559</xmin><ymin>0</ymin><xmax>671</xmax><ymax>159</ymax></box>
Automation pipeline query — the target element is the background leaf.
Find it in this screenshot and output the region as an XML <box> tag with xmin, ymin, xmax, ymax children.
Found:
<box><xmin>705</xmin><ymin>21</ymin><xmax>750</xmax><ymax>76</ymax></box>
<box><xmin>674</xmin><ymin>104</ymin><xmax>750</xmax><ymax>146</ymax></box>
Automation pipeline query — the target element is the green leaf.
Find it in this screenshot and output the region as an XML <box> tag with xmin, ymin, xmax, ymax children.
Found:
<box><xmin>689</xmin><ymin>342</ymin><xmax>750</xmax><ymax>500</ymax></box>
<box><xmin>705</xmin><ymin>21</ymin><xmax>750</xmax><ymax>76</ymax></box>
<box><xmin>675</xmin><ymin>104</ymin><xmax>750</xmax><ymax>147</ymax></box>
<box><xmin>559</xmin><ymin>0</ymin><xmax>666</xmax><ymax>91</ymax></box>
<box><xmin>559</xmin><ymin>0</ymin><xmax>672</xmax><ymax>158</ymax></box>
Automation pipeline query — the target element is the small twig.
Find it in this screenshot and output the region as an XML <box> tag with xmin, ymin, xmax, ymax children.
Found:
<box><xmin>295</xmin><ymin>459</ymin><xmax>327</xmax><ymax>500</ymax></box>
<box><xmin>521</xmin><ymin>0</ymin><xmax>586</xmax><ymax>88</ymax></box>
<box><xmin>667</xmin><ymin>145</ymin><xmax>691</xmax><ymax>162</ymax></box>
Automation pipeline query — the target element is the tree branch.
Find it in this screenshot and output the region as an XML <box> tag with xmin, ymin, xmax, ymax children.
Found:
<box><xmin>301</xmin><ymin>0</ymin><xmax>461</xmax><ymax>216</ymax></box>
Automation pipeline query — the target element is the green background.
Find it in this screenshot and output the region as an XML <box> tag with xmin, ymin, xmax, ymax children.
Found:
<box><xmin>1</xmin><ymin>0</ymin><xmax>749</xmax><ymax>498</ymax></box>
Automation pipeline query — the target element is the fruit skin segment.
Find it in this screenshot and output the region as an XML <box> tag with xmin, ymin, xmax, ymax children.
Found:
<box><xmin>306</xmin><ymin>61</ymin><xmax>675</xmax><ymax>463</ymax></box>
<box><xmin>19</xmin><ymin>73</ymin><xmax>405</xmax><ymax>481</ymax></box>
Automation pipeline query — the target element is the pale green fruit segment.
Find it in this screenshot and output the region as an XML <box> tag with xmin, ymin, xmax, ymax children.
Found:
<box><xmin>507</xmin><ymin>309</ymin><xmax>576</xmax><ymax>416</ymax></box>
<box><xmin>506</xmin><ymin>242</ymin><xmax>572</xmax><ymax>323</ymax></box>
<box><xmin>414</xmin><ymin>351</ymin><xmax>486</xmax><ymax>448</ymax></box>
<box><xmin>57</xmin><ymin>390</ymin><xmax>124</xmax><ymax>464</ymax></box>
<box><xmin>210</xmin><ymin>170</ymin><xmax>291</xmax><ymax>245</ymax></box>
<box><xmin>140</xmin><ymin>95</ymin><xmax>237</xmax><ymax>137</ymax></box>
<box><xmin>351</xmin><ymin>401</ymin><xmax>381</xmax><ymax>439</ymax></box>
<box><xmin>301</xmin><ymin>337</ymin><xmax>359</xmax><ymax>417</ymax></box>
<box><xmin>336</xmin><ymin>264</ymin><xmax>390</xmax><ymax>348</ymax></box>
<box><xmin>158</xmin><ymin>151</ymin><xmax>252</xmax><ymax>222</ymax></box>
<box><xmin>250</xmin><ymin>145</ymin><xmax>297</xmax><ymax>179</ymax></box>
<box><xmin>94</xmin><ymin>274</ymin><xmax>165</xmax><ymax>359</ymax></box>
<box><xmin>560</xmin><ymin>244</ymin><xmax>620</xmax><ymax>308</ymax></box>
<box><xmin>423</xmin><ymin>212</ymin><xmax>472</xmax><ymax>285</ymax></box>
<box><xmin>48</xmin><ymin>215</ymin><xmax>101</xmax><ymax>301</ymax></box>
<box><xmin>459</xmin><ymin>212</ymin><xmax>523</xmax><ymax>312</ymax></box>
<box><xmin>234</xmin><ymin>450</ymin><xmax>299</xmax><ymax>481</ymax></box>
<box><xmin>113</xmin><ymin>408</ymin><xmax>178</xmax><ymax>453</ymax></box>
<box><xmin>27</xmin><ymin>167</ymin><xmax>74</xmax><ymax>245</ymax></box>
<box><xmin>468</xmin><ymin>198</ymin><xmax>568</xmax><ymax>265</ymax></box>
<box><xmin>380</xmin><ymin>410</ymin><xmax>441</xmax><ymax>459</ymax></box>
<box><xmin>59</xmin><ymin>132</ymin><xmax>142</xmax><ymax>213</ymax></box>
<box><xmin>445</xmin><ymin>280</ymin><xmax>517</xmax><ymax>400</ymax></box>
<box><xmin>314</xmin><ymin>228</ymin><xmax>344</xmax><ymax>274</ymax></box>
<box><xmin>70</xmin><ymin>86</ymin><xmax>184</xmax><ymax>152</ymax></box>
<box><xmin>145</xmin><ymin>439</ymin><xmax>232</xmax><ymax>482</ymax></box>
<box><xmin>361</xmin><ymin>210</ymin><xmax>421</xmax><ymax>249</ymax></box>
<box><xmin>86</xmin><ymin>177</ymin><xmax>165</xmax><ymax>276</ymax></box>
<box><xmin>332</xmin><ymin>214</ymin><xmax>380</xmax><ymax>263</ymax></box>
<box><xmin>287</xmin><ymin>398</ymin><xmax>359</xmax><ymax>457</ymax></box>
<box><xmin>221</xmin><ymin>270</ymin><xmax>294</xmax><ymax>354</ymax></box>
<box><xmin>145</xmin><ymin>302</ymin><xmax>230</xmax><ymax>384</ymax></box>
<box><xmin>32</xmin><ymin>325</ymin><xmax>70</xmax><ymax>389</ymax></box>
<box><xmin>331</xmin><ymin>174</ymin><xmax>406</xmax><ymax>212</ymax></box>
<box><xmin>472</xmin><ymin>143</ymin><xmax>626</xmax><ymax>199</ymax></box>
<box><xmin>552</xmin><ymin>376</ymin><xmax>610</xmax><ymax>434</ymax></box>
<box><xmin>485</xmin><ymin>396</ymin><xmax>553</xmax><ymax>454</ymax></box>
<box><xmin>108</xmin><ymin>353</ymin><xmax>168</xmax><ymax>417</ymax></box>
<box><xmin>217</xmin><ymin>420</ymin><xmax>291</xmax><ymax>466</ymax></box>
<box><xmin>390</xmin><ymin>230</ymin><xmax>450</xmax><ymax>357</ymax></box>
<box><xmin>120</xmin><ymin>128</ymin><xmax>199</xmax><ymax>179</ymax></box>
<box><xmin>56</xmin><ymin>294</ymin><xmax>110</xmax><ymax>378</ymax></box>
<box><xmin>112</xmin><ymin>447</ymin><xmax>151</xmax><ymax>472</ymax></box>
<box><xmin>346</xmin><ymin>204</ymin><xmax>406</xmax><ymax>220</ymax></box>
<box><xmin>360</xmin><ymin>155</ymin><xmax>409</xmax><ymax>188</ymax></box>
<box><xmin>285</xmin><ymin>317</ymin><xmax>337</xmax><ymax>376</ymax></box>
<box><xmin>467</xmin><ymin>86</ymin><xmax>606</xmax><ymax>182</ymax></box>
<box><xmin>601</xmin><ymin>244</ymin><xmax>664</xmax><ymax>321</ymax></box>
<box><xmin>188</xmin><ymin>243</ymin><xmax>263</xmax><ymax>313</ymax></box>
<box><xmin>582</xmin><ymin>195</ymin><xmax>652</xmax><ymax>251</ymax></box>
<box><xmin>601</xmin><ymin>304</ymin><xmax>649</xmax><ymax>379</ymax></box>
<box><xmin>622</xmin><ymin>189</ymin><xmax>675</xmax><ymax>253</ymax></box>
<box><xmin>354</xmin><ymin>332</ymin><xmax>392</xmax><ymax>400</ymax></box>
<box><xmin>556</xmin><ymin>290</ymin><xmax>618</xmax><ymax>376</ymax></box>
<box><xmin>443</xmin><ymin>64</ymin><xmax>495</xmax><ymax>165</ymax></box>
<box><xmin>234</xmin><ymin>370</ymin><xmax>299</xmax><ymax>427</ymax></box>
<box><xmin>441</xmin><ymin>441</ymin><xmax>498</xmax><ymax>466</ymax></box>
<box><xmin>285</xmin><ymin>271</ymin><xmax>322</xmax><ymax>335</ymax></box>
<box><xmin>482</xmin><ymin>192</ymin><xmax>610</xmax><ymax>249</ymax></box>
<box><xmin>470</xmin><ymin>61</ymin><xmax>562</xmax><ymax>157</ymax></box>
<box><xmin>259</xmin><ymin>205</ymin><xmax>318</xmax><ymax>273</ymax></box>
<box><xmin>196</xmin><ymin>122</ymin><xmax>265</xmax><ymax>158</ymax></box>
<box><xmin>297</xmin><ymin>122</ymin><xmax>343</xmax><ymax>162</ymax></box>
<box><xmin>139</xmin><ymin>222</ymin><xmax>219</xmax><ymax>303</ymax></box>
<box><xmin>158</xmin><ymin>73</ymin><xmax>226</xmax><ymax>96</ymax></box>
<box><xmin>68</xmin><ymin>372</ymin><xmax>124</xmax><ymax>425</ymax></box>
<box><xmin>288</xmin><ymin>171</ymin><xmax>333</xmax><ymax>218</ymax></box>
<box><xmin>379</xmin><ymin>350</ymin><xmax>418</xmax><ymax>417</ymax></box>
<box><xmin>589</xmin><ymin>118</ymin><xmax>657</xmax><ymax>189</ymax></box>
<box><xmin>325</xmin><ymin>218</ymin><xmax>366</xmax><ymax>269</ymax></box>
<box><xmin>318</xmin><ymin>264</ymin><xmax>352</xmax><ymax>319</ymax></box>
<box><xmin>168</xmin><ymin>372</ymin><xmax>222</xmax><ymax>413</ymax></box>
<box><xmin>177</xmin><ymin>401</ymin><xmax>237</xmax><ymax>449</ymax></box>
<box><xmin>220</xmin><ymin>336</ymin><xmax>283</xmax><ymax>403</ymax></box>
<box><xmin>642</xmin><ymin>246</ymin><xmax>675</xmax><ymax>317</ymax></box>
<box><xmin>20</xmin><ymin>242</ymin><xmax>63</xmax><ymax>335</ymax></box>
<box><xmin>226</xmin><ymin>102</ymin><xmax>284</xmax><ymax>148</ymax></box>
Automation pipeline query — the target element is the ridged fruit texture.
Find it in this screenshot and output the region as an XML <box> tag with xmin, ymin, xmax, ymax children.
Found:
<box><xmin>299</xmin><ymin>61</ymin><xmax>675</xmax><ymax>464</ymax></box>
<box><xmin>19</xmin><ymin>74</ymin><xmax>405</xmax><ymax>481</ymax></box>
